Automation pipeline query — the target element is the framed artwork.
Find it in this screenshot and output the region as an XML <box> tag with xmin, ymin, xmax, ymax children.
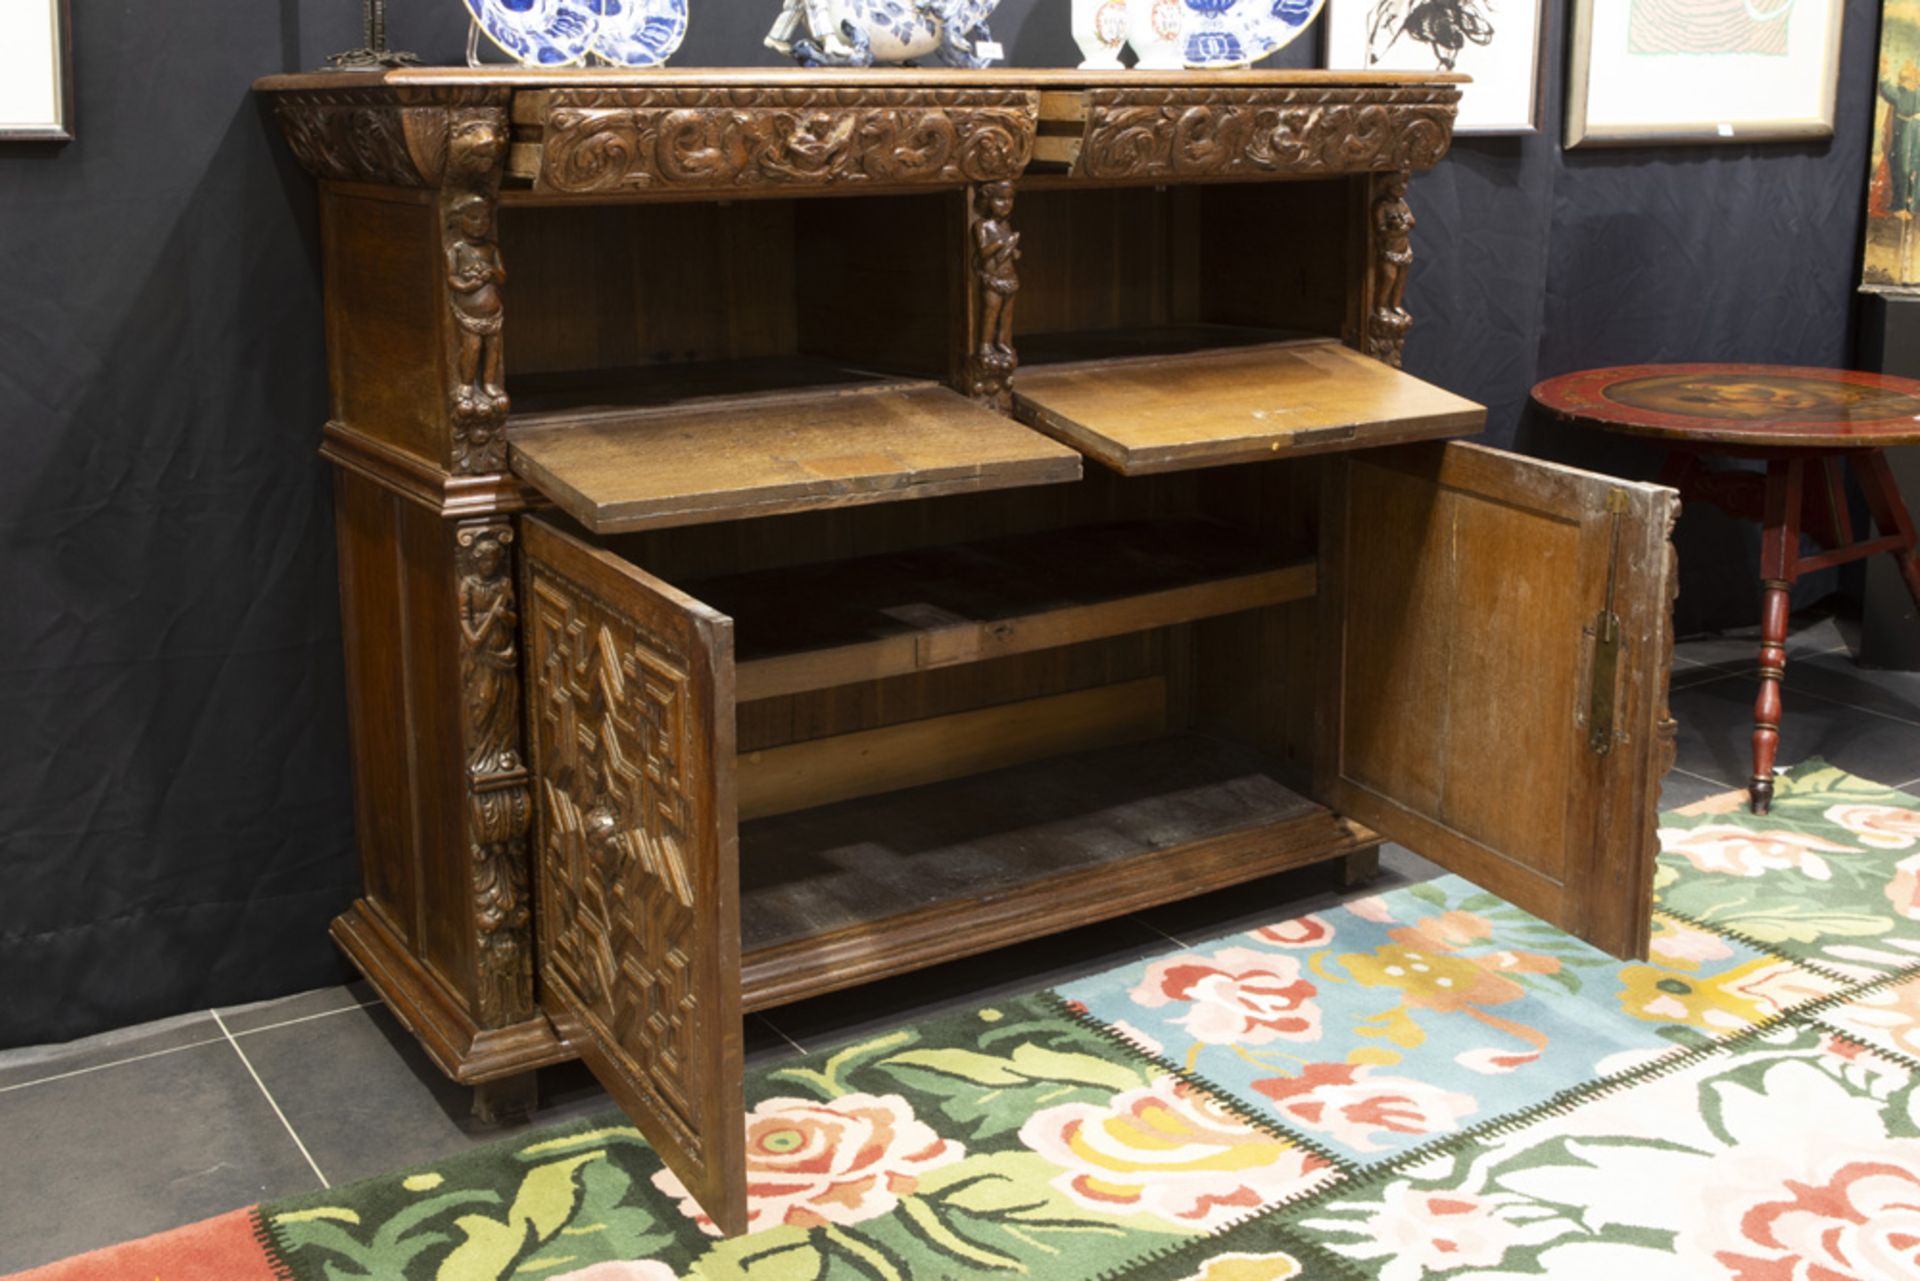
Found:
<box><xmin>1325</xmin><ymin>0</ymin><xmax>1546</xmax><ymax>134</ymax></box>
<box><xmin>0</xmin><ymin>0</ymin><xmax>72</xmax><ymax>142</ymax></box>
<box><xmin>1864</xmin><ymin>2</ymin><xmax>1920</xmax><ymax>291</ymax></box>
<box><xmin>1566</xmin><ymin>0</ymin><xmax>1843</xmax><ymax>147</ymax></box>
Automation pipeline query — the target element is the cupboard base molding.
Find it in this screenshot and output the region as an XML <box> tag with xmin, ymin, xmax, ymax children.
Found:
<box><xmin>331</xmin><ymin>903</ymin><xmax>571</xmax><ymax>1084</ymax></box>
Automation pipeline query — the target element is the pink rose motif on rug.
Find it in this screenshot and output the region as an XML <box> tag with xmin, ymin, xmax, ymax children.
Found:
<box><xmin>652</xmin><ymin>1092</ymin><xmax>962</xmax><ymax>1234</ymax></box>
<box><xmin>1886</xmin><ymin>853</ymin><xmax>1920</xmax><ymax>922</ymax></box>
<box><xmin>1130</xmin><ymin>948</ymin><xmax>1321</xmax><ymax>1046</ymax></box>
<box><xmin>1019</xmin><ymin>1073</ymin><xmax>1335</xmax><ymax>1228</ymax></box>
<box><xmin>1826</xmin><ymin>803</ymin><xmax>1920</xmax><ymax>850</ymax></box>
<box><xmin>555</xmin><ymin>1263</ymin><xmax>680</xmax><ymax>1280</ymax></box>
<box><xmin>1686</xmin><ymin>1148</ymin><xmax>1920</xmax><ymax>1280</ymax></box>
<box><xmin>1252</xmin><ymin>1063</ymin><xmax>1476</xmax><ymax>1152</ymax></box>
<box><xmin>1658</xmin><ymin>824</ymin><xmax>1850</xmax><ymax>880</ymax></box>
<box><xmin>1820</xmin><ymin>974</ymin><xmax>1920</xmax><ymax>1061</ymax></box>
<box><xmin>1254</xmin><ymin>915</ymin><xmax>1335</xmax><ymax>948</ymax></box>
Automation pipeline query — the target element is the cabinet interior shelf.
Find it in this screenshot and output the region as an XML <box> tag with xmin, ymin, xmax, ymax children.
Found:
<box><xmin>685</xmin><ymin>517</ymin><xmax>1316</xmax><ymax>702</ymax></box>
<box><xmin>736</xmin><ymin>731</ymin><xmax>1368</xmax><ymax>1012</ymax></box>
<box><xmin>507</xmin><ymin>366</ymin><xmax>1082</xmax><ymax>534</ymax></box>
<box><xmin>1013</xmin><ymin>337</ymin><xmax>1487</xmax><ymax>475</ymax></box>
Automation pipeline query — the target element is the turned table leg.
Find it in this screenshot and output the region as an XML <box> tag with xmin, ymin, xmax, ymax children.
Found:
<box><xmin>1751</xmin><ymin>458</ymin><xmax>1804</xmax><ymax>816</ymax></box>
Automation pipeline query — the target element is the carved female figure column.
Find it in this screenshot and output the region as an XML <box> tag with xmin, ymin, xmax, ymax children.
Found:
<box><xmin>1367</xmin><ymin>169</ymin><xmax>1415</xmax><ymax>368</ymax></box>
<box><xmin>968</xmin><ymin>179</ymin><xmax>1021</xmax><ymax>413</ymax></box>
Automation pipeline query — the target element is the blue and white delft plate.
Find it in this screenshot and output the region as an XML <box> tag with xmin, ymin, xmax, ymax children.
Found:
<box><xmin>462</xmin><ymin>0</ymin><xmax>599</xmax><ymax>66</ymax></box>
<box><xmin>1182</xmin><ymin>0</ymin><xmax>1324</xmax><ymax>67</ymax></box>
<box><xmin>588</xmin><ymin>0</ymin><xmax>688</xmax><ymax>66</ymax></box>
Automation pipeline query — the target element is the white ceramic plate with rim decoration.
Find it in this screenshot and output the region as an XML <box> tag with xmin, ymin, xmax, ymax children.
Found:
<box><xmin>462</xmin><ymin>0</ymin><xmax>689</xmax><ymax>67</ymax></box>
<box><xmin>1183</xmin><ymin>0</ymin><xmax>1326</xmax><ymax>67</ymax></box>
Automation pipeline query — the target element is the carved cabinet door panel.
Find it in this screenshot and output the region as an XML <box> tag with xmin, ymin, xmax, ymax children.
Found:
<box><xmin>521</xmin><ymin>515</ymin><xmax>747</xmax><ymax>1234</ymax></box>
<box><xmin>1317</xmin><ymin>442</ymin><xmax>1679</xmax><ymax>961</ymax></box>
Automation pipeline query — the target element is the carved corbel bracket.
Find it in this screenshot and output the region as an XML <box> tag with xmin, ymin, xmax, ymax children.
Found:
<box><xmin>456</xmin><ymin>520</ymin><xmax>534</xmax><ymax>1029</ymax></box>
<box><xmin>1075</xmin><ymin>85</ymin><xmax>1459</xmax><ymax>182</ymax></box>
<box><xmin>532</xmin><ymin>86</ymin><xmax>1037</xmax><ymax>195</ymax></box>
<box><xmin>270</xmin><ymin>86</ymin><xmax>509</xmax><ymax>186</ymax></box>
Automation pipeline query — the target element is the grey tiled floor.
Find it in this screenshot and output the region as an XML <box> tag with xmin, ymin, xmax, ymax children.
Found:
<box><xmin>3</xmin><ymin>610</ymin><xmax>1916</xmax><ymax>1274</ymax></box>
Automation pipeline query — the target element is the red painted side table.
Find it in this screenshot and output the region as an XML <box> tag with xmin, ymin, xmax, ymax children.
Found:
<box><xmin>1534</xmin><ymin>363</ymin><xmax>1920</xmax><ymax>814</ymax></box>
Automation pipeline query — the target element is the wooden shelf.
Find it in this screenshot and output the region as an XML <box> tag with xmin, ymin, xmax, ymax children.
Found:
<box><xmin>1012</xmin><ymin>338</ymin><xmax>1485</xmax><ymax>475</ymax></box>
<box><xmin>738</xmin><ymin>732</ymin><xmax>1371</xmax><ymax>1011</ymax></box>
<box><xmin>507</xmin><ymin>375</ymin><xmax>1082</xmax><ymax>533</ymax></box>
<box><xmin>509</xmin><ymin>355</ymin><xmax>904</xmax><ymax>424</ymax></box>
<box><xmin>1016</xmin><ymin>324</ymin><xmax>1315</xmax><ymax>368</ymax></box>
<box><xmin>683</xmin><ymin>517</ymin><xmax>1316</xmax><ymax>702</ymax></box>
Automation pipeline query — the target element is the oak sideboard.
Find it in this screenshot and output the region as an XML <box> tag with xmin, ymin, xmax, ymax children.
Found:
<box><xmin>257</xmin><ymin>67</ymin><xmax>1679</xmax><ymax>1235</ymax></box>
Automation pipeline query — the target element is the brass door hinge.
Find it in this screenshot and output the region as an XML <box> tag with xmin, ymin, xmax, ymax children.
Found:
<box><xmin>1585</xmin><ymin>488</ymin><xmax>1630</xmax><ymax>756</ymax></box>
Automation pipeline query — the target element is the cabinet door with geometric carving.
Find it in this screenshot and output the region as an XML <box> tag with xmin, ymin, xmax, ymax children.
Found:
<box><xmin>1317</xmin><ymin>441</ymin><xmax>1679</xmax><ymax>962</ymax></box>
<box><xmin>521</xmin><ymin>515</ymin><xmax>746</xmax><ymax>1235</ymax></box>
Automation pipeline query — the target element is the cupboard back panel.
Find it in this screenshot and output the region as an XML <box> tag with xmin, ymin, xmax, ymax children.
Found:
<box><xmin>1011</xmin><ymin>181</ymin><xmax>1357</xmax><ymax>343</ymax></box>
<box><xmin>499</xmin><ymin>201</ymin><xmax>799</xmax><ymax>376</ymax></box>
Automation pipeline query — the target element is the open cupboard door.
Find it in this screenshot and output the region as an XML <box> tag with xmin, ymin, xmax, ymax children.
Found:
<box><xmin>1318</xmin><ymin>442</ymin><xmax>1679</xmax><ymax>960</ymax></box>
<box><xmin>521</xmin><ymin>516</ymin><xmax>747</xmax><ymax>1234</ymax></box>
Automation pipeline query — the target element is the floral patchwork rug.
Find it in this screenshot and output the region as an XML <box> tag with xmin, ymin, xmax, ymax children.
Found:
<box><xmin>15</xmin><ymin>760</ymin><xmax>1920</xmax><ymax>1281</ymax></box>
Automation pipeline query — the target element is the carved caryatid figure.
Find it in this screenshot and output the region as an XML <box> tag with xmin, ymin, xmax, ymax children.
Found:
<box><xmin>970</xmin><ymin>179</ymin><xmax>1020</xmax><ymax>410</ymax></box>
<box><xmin>1368</xmin><ymin>169</ymin><xmax>1415</xmax><ymax>366</ymax></box>
<box><xmin>458</xmin><ymin>526</ymin><xmax>522</xmax><ymax>778</ymax></box>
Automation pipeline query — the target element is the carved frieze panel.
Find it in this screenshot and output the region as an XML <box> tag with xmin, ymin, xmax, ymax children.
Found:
<box><xmin>525</xmin><ymin>559</ymin><xmax>711</xmax><ymax>1159</ymax></box>
<box><xmin>1075</xmin><ymin>86</ymin><xmax>1458</xmax><ymax>181</ymax></box>
<box><xmin>534</xmin><ymin>87</ymin><xmax>1038</xmax><ymax>194</ymax></box>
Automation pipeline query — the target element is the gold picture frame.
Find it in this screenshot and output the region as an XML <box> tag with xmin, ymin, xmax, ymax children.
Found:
<box><xmin>0</xmin><ymin>0</ymin><xmax>73</xmax><ymax>142</ymax></box>
<box><xmin>1566</xmin><ymin>0</ymin><xmax>1843</xmax><ymax>148</ymax></box>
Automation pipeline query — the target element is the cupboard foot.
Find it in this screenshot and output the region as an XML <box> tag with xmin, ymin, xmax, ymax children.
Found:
<box><xmin>472</xmin><ymin>1072</ymin><xmax>538</xmax><ymax>1127</ymax></box>
<box><xmin>1341</xmin><ymin>846</ymin><xmax>1381</xmax><ymax>888</ymax></box>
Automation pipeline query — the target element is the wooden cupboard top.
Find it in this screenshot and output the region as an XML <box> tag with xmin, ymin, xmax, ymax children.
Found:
<box><xmin>507</xmin><ymin>380</ymin><xmax>1082</xmax><ymax>532</ymax></box>
<box><xmin>254</xmin><ymin>68</ymin><xmax>1468</xmax><ymax>92</ymax></box>
<box><xmin>257</xmin><ymin>69</ymin><xmax>1462</xmax><ymax>195</ymax></box>
<box><xmin>1012</xmin><ymin>339</ymin><xmax>1486</xmax><ymax>474</ymax></box>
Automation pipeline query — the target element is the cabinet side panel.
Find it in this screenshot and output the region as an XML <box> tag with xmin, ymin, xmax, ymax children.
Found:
<box><xmin>397</xmin><ymin>502</ymin><xmax>478</xmax><ymax>1008</ymax></box>
<box><xmin>333</xmin><ymin>469</ymin><xmax>418</xmax><ymax>944</ymax></box>
<box><xmin>323</xmin><ymin>188</ymin><xmax>447</xmax><ymax>468</ymax></box>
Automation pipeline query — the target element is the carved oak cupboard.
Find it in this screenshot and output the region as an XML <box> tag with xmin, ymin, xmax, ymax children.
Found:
<box><xmin>258</xmin><ymin>68</ymin><xmax>1679</xmax><ymax>1236</ymax></box>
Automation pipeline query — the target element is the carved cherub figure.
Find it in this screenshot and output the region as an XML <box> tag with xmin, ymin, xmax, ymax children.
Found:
<box><xmin>1373</xmin><ymin>171</ymin><xmax>1414</xmax><ymax>317</ymax></box>
<box><xmin>447</xmin><ymin>194</ymin><xmax>506</xmax><ymax>419</ymax></box>
<box><xmin>974</xmin><ymin>180</ymin><xmax>1019</xmax><ymax>366</ymax></box>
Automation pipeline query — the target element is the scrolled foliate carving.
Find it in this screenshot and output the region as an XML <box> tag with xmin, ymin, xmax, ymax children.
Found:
<box><xmin>535</xmin><ymin>87</ymin><xmax>1038</xmax><ymax>195</ymax></box>
<box><xmin>456</xmin><ymin>520</ymin><xmax>534</xmax><ymax>1028</ymax></box>
<box><xmin>1075</xmin><ymin>86</ymin><xmax>1457</xmax><ymax>181</ymax></box>
<box><xmin>268</xmin><ymin>86</ymin><xmax>506</xmax><ymax>186</ymax></box>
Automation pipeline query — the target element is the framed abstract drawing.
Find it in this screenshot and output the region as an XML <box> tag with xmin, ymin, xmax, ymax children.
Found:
<box><xmin>1325</xmin><ymin>0</ymin><xmax>1546</xmax><ymax>134</ymax></box>
<box><xmin>0</xmin><ymin>0</ymin><xmax>72</xmax><ymax>142</ymax></box>
<box><xmin>1566</xmin><ymin>0</ymin><xmax>1843</xmax><ymax>147</ymax></box>
<box><xmin>1864</xmin><ymin>2</ymin><xmax>1920</xmax><ymax>290</ymax></box>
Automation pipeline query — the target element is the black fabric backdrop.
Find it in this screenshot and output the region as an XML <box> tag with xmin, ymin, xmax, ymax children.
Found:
<box><xmin>0</xmin><ymin>1</ymin><xmax>1883</xmax><ymax>1047</ymax></box>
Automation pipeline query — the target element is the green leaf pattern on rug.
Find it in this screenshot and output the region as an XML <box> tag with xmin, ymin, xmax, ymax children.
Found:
<box><xmin>1656</xmin><ymin>760</ymin><xmax>1920</xmax><ymax>979</ymax></box>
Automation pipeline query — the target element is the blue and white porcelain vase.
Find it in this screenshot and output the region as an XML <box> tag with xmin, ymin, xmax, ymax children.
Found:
<box><xmin>764</xmin><ymin>0</ymin><xmax>1003</xmax><ymax>68</ymax></box>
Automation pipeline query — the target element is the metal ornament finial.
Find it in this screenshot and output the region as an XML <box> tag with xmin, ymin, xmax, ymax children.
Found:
<box><xmin>327</xmin><ymin>0</ymin><xmax>422</xmax><ymax>70</ymax></box>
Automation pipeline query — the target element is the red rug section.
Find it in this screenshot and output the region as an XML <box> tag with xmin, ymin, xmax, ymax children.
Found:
<box><xmin>3</xmin><ymin>1207</ymin><xmax>285</xmax><ymax>1281</ymax></box>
